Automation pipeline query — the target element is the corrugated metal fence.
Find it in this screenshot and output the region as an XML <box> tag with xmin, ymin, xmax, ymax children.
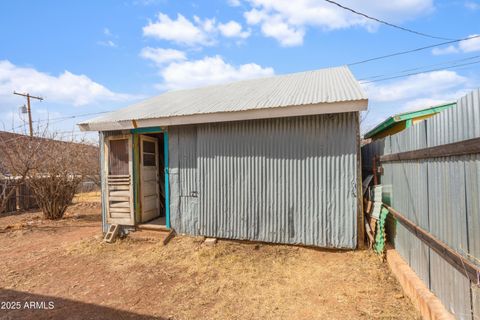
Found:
<box><xmin>362</xmin><ymin>89</ymin><xmax>480</xmax><ymax>320</ymax></box>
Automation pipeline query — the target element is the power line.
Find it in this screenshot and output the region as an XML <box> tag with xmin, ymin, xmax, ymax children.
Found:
<box><xmin>348</xmin><ymin>34</ymin><xmax>480</xmax><ymax>66</ymax></box>
<box><xmin>11</xmin><ymin>110</ymin><xmax>111</xmax><ymax>131</ymax></box>
<box><xmin>324</xmin><ymin>0</ymin><xmax>453</xmax><ymax>41</ymax></box>
<box><xmin>34</xmin><ymin>110</ymin><xmax>111</xmax><ymax>124</ymax></box>
<box><xmin>358</xmin><ymin>54</ymin><xmax>480</xmax><ymax>81</ymax></box>
<box><xmin>359</xmin><ymin>59</ymin><xmax>480</xmax><ymax>84</ymax></box>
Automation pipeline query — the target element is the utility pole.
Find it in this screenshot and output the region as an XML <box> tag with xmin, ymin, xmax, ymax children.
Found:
<box><xmin>13</xmin><ymin>91</ymin><xmax>43</xmax><ymax>137</ymax></box>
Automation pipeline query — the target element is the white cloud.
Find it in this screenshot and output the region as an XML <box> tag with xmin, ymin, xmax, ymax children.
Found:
<box><xmin>243</xmin><ymin>0</ymin><xmax>434</xmax><ymax>46</ymax></box>
<box><xmin>143</xmin><ymin>12</ymin><xmax>251</xmax><ymax>46</ymax></box>
<box><xmin>228</xmin><ymin>0</ymin><xmax>242</xmax><ymax>6</ymax></box>
<box><xmin>360</xmin><ymin>69</ymin><xmax>477</xmax><ymax>132</ymax></box>
<box><xmin>0</xmin><ymin>60</ymin><xmax>132</xmax><ymax>107</ymax></box>
<box><xmin>156</xmin><ymin>55</ymin><xmax>274</xmax><ymax>90</ymax></box>
<box><xmin>140</xmin><ymin>47</ymin><xmax>187</xmax><ymax>65</ymax></box>
<box><xmin>459</xmin><ymin>35</ymin><xmax>480</xmax><ymax>52</ymax></box>
<box><xmin>218</xmin><ymin>21</ymin><xmax>251</xmax><ymax>38</ymax></box>
<box><xmin>364</xmin><ymin>70</ymin><xmax>468</xmax><ymax>103</ymax></box>
<box><xmin>98</xmin><ymin>40</ymin><xmax>117</xmax><ymax>47</ymax></box>
<box><xmin>401</xmin><ymin>97</ymin><xmax>456</xmax><ymax>112</ymax></box>
<box><xmin>103</xmin><ymin>28</ymin><xmax>112</xmax><ymax>36</ymax></box>
<box><xmin>431</xmin><ymin>35</ymin><xmax>480</xmax><ymax>55</ymax></box>
<box><xmin>143</xmin><ymin>13</ymin><xmax>214</xmax><ymax>46</ymax></box>
<box><xmin>431</xmin><ymin>45</ymin><xmax>459</xmax><ymax>55</ymax></box>
<box><xmin>259</xmin><ymin>15</ymin><xmax>304</xmax><ymax>46</ymax></box>
<box><xmin>465</xmin><ymin>1</ymin><xmax>480</xmax><ymax>10</ymax></box>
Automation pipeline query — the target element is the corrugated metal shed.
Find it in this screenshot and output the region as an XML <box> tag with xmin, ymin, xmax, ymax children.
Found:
<box><xmin>169</xmin><ymin>113</ymin><xmax>359</xmax><ymax>248</ymax></box>
<box><xmin>79</xmin><ymin>66</ymin><xmax>367</xmax><ymax>131</ymax></box>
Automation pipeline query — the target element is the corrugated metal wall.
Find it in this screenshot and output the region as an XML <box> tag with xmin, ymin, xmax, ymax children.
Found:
<box><xmin>362</xmin><ymin>89</ymin><xmax>480</xmax><ymax>320</ymax></box>
<box><xmin>169</xmin><ymin>113</ymin><xmax>359</xmax><ymax>248</ymax></box>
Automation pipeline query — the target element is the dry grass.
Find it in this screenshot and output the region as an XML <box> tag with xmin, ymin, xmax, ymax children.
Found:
<box><xmin>65</xmin><ymin>234</ymin><xmax>420</xmax><ymax>320</ymax></box>
<box><xmin>72</xmin><ymin>191</ymin><xmax>101</xmax><ymax>203</ymax></box>
<box><xmin>0</xmin><ymin>202</ymin><xmax>419</xmax><ymax>320</ymax></box>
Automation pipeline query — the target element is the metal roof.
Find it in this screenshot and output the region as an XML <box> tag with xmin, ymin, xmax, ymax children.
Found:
<box><xmin>79</xmin><ymin>65</ymin><xmax>367</xmax><ymax>131</ymax></box>
<box><xmin>364</xmin><ymin>102</ymin><xmax>455</xmax><ymax>139</ymax></box>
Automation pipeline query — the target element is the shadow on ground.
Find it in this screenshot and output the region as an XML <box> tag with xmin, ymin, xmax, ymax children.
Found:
<box><xmin>0</xmin><ymin>289</ymin><xmax>164</xmax><ymax>320</ymax></box>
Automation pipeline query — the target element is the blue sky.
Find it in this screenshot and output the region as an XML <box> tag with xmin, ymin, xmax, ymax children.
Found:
<box><xmin>1</xmin><ymin>0</ymin><xmax>479</xmax><ymax>141</ymax></box>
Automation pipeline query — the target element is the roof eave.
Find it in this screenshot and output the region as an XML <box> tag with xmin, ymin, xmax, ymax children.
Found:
<box><xmin>79</xmin><ymin>99</ymin><xmax>368</xmax><ymax>132</ymax></box>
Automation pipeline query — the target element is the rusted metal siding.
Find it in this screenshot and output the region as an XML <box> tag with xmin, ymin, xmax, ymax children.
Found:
<box><xmin>169</xmin><ymin>113</ymin><xmax>359</xmax><ymax>248</ymax></box>
<box><xmin>361</xmin><ymin>89</ymin><xmax>480</xmax><ymax>320</ymax></box>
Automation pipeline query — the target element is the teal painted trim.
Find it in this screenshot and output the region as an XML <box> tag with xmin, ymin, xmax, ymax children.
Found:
<box><xmin>364</xmin><ymin>117</ymin><xmax>396</xmax><ymax>139</ymax></box>
<box><xmin>364</xmin><ymin>102</ymin><xmax>456</xmax><ymax>139</ymax></box>
<box><xmin>164</xmin><ymin>131</ymin><xmax>170</xmax><ymax>229</ymax></box>
<box><xmin>131</xmin><ymin>127</ymin><xmax>163</xmax><ymax>134</ymax></box>
<box><xmin>405</xmin><ymin>119</ymin><xmax>413</xmax><ymax>128</ymax></box>
<box><xmin>395</xmin><ymin>102</ymin><xmax>455</xmax><ymax>121</ymax></box>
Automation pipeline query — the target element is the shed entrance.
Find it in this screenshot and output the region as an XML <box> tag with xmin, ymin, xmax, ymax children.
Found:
<box><xmin>137</xmin><ymin>133</ymin><xmax>166</xmax><ymax>228</ymax></box>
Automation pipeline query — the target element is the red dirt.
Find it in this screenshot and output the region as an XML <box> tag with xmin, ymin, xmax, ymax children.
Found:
<box><xmin>0</xmin><ymin>201</ymin><xmax>419</xmax><ymax>320</ymax></box>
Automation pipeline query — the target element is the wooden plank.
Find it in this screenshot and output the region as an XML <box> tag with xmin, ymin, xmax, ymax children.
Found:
<box><xmin>380</xmin><ymin>137</ymin><xmax>480</xmax><ymax>162</ymax></box>
<box><xmin>109</xmin><ymin>191</ymin><xmax>130</xmax><ymax>197</ymax></box>
<box><xmin>109</xmin><ymin>201</ymin><xmax>131</xmax><ymax>208</ymax></box>
<box><xmin>110</xmin><ymin>211</ymin><xmax>131</xmax><ymax>218</ymax></box>
<box><xmin>108</xmin><ymin>185</ymin><xmax>130</xmax><ymax>191</ymax></box>
<box><xmin>108</xmin><ymin>196</ymin><xmax>130</xmax><ymax>202</ymax></box>
<box><xmin>109</xmin><ymin>207</ymin><xmax>131</xmax><ymax>213</ymax></box>
<box><xmin>108</xmin><ymin>179</ymin><xmax>130</xmax><ymax>183</ymax></box>
<box><xmin>107</xmin><ymin>181</ymin><xmax>131</xmax><ymax>186</ymax></box>
<box><xmin>163</xmin><ymin>229</ymin><xmax>176</xmax><ymax>246</ymax></box>
<box><xmin>384</xmin><ymin>204</ymin><xmax>479</xmax><ymax>283</ymax></box>
<box><xmin>108</xmin><ymin>175</ymin><xmax>130</xmax><ymax>178</ymax></box>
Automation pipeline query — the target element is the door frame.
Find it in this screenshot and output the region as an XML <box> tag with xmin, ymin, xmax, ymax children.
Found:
<box><xmin>131</xmin><ymin>127</ymin><xmax>170</xmax><ymax>229</ymax></box>
<box><xmin>139</xmin><ymin>134</ymin><xmax>160</xmax><ymax>223</ymax></box>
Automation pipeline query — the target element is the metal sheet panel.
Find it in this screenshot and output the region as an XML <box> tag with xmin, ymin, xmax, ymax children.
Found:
<box><xmin>425</xmin><ymin>89</ymin><xmax>480</xmax><ymax>320</ymax></box>
<box><xmin>81</xmin><ymin>66</ymin><xmax>367</xmax><ymax>127</ymax></box>
<box><xmin>361</xmin><ymin>88</ymin><xmax>480</xmax><ymax>320</ymax></box>
<box><xmin>385</xmin><ymin>123</ymin><xmax>431</xmax><ymax>287</ymax></box>
<box><xmin>170</xmin><ymin>113</ymin><xmax>359</xmax><ymax>248</ymax></box>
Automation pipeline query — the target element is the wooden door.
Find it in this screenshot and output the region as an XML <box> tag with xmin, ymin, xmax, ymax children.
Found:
<box><xmin>140</xmin><ymin>135</ymin><xmax>160</xmax><ymax>222</ymax></box>
<box><xmin>105</xmin><ymin>135</ymin><xmax>134</xmax><ymax>225</ymax></box>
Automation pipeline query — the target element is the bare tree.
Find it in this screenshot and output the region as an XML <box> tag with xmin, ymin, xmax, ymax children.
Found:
<box><xmin>0</xmin><ymin>129</ymin><xmax>47</xmax><ymax>213</ymax></box>
<box><xmin>0</xmin><ymin>129</ymin><xmax>99</xmax><ymax>219</ymax></box>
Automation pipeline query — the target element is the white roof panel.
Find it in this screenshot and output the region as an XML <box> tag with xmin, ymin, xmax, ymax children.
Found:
<box><xmin>79</xmin><ymin>65</ymin><xmax>367</xmax><ymax>131</ymax></box>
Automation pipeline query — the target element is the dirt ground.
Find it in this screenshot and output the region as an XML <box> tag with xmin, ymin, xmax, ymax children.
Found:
<box><xmin>0</xmin><ymin>195</ymin><xmax>420</xmax><ymax>320</ymax></box>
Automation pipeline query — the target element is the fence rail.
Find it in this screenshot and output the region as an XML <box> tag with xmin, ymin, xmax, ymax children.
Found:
<box><xmin>362</xmin><ymin>88</ymin><xmax>480</xmax><ymax>320</ymax></box>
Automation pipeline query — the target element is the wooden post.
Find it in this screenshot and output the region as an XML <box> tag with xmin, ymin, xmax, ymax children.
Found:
<box><xmin>13</xmin><ymin>91</ymin><xmax>43</xmax><ymax>137</ymax></box>
<box><xmin>355</xmin><ymin>112</ymin><xmax>366</xmax><ymax>249</ymax></box>
<box><xmin>26</xmin><ymin>94</ymin><xmax>33</xmax><ymax>137</ymax></box>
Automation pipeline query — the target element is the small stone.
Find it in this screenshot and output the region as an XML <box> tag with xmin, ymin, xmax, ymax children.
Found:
<box><xmin>204</xmin><ymin>238</ymin><xmax>217</xmax><ymax>246</ymax></box>
<box><xmin>394</xmin><ymin>293</ymin><xmax>404</xmax><ymax>299</ymax></box>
